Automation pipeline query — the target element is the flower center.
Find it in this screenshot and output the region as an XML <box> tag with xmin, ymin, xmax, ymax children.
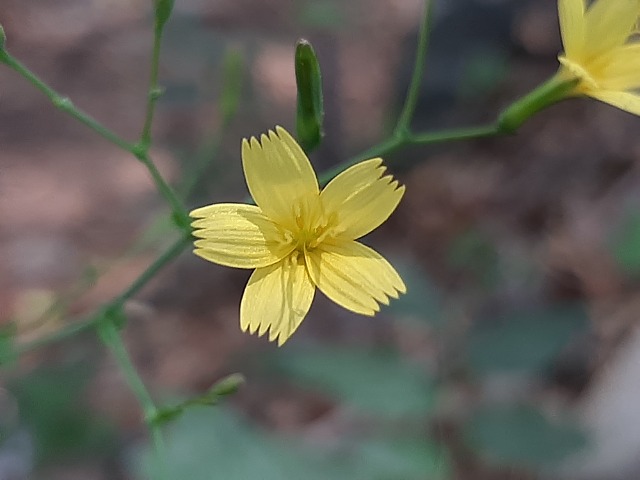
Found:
<box><xmin>283</xmin><ymin>196</ymin><xmax>340</xmax><ymax>253</ymax></box>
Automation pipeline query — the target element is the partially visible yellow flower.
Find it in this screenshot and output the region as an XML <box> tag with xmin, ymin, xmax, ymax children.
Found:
<box><xmin>190</xmin><ymin>126</ymin><xmax>406</xmax><ymax>345</ymax></box>
<box><xmin>557</xmin><ymin>0</ymin><xmax>640</xmax><ymax>114</ymax></box>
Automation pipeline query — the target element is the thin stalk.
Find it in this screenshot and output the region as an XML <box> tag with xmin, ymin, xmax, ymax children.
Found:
<box><xmin>409</xmin><ymin>124</ymin><xmax>502</xmax><ymax>144</ymax></box>
<box><xmin>393</xmin><ymin>0</ymin><xmax>434</xmax><ymax>135</ymax></box>
<box><xmin>0</xmin><ymin>48</ymin><xmax>187</xmax><ymax>223</ymax></box>
<box><xmin>99</xmin><ymin>320</ymin><xmax>168</xmax><ymax>480</ymax></box>
<box><xmin>0</xmin><ymin>50</ymin><xmax>134</xmax><ymax>152</ymax></box>
<box><xmin>138</xmin><ymin>152</ymin><xmax>190</xmax><ymax>230</ymax></box>
<box><xmin>15</xmin><ymin>234</ymin><xmax>191</xmax><ymax>355</ymax></box>
<box><xmin>140</xmin><ymin>23</ymin><xmax>164</xmax><ymax>147</ymax></box>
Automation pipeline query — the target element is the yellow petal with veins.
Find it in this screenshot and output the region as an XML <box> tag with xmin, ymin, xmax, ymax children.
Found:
<box><xmin>191</xmin><ymin>204</ymin><xmax>293</xmax><ymax>269</ymax></box>
<box><xmin>584</xmin><ymin>0</ymin><xmax>640</xmax><ymax>59</ymax></box>
<box><xmin>242</xmin><ymin>126</ymin><xmax>319</xmax><ymax>227</ymax></box>
<box><xmin>240</xmin><ymin>255</ymin><xmax>315</xmax><ymax>345</ymax></box>
<box><xmin>306</xmin><ymin>240</ymin><xmax>406</xmax><ymax>316</ymax></box>
<box><xmin>320</xmin><ymin>158</ymin><xmax>405</xmax><ymax>240</ymax></box>
<box><xmin>558</xmin><ymin>0</ymin><xmax>586</xmax><ymax>59</ymax></box>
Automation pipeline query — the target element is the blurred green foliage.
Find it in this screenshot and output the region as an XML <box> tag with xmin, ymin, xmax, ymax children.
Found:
<box><xmin>448</xmin><ymin>228</ymin><xmax>500</xmax><ymax>289</ymax></box>
<box><xmin>275</xmin><ymin>347</ymin><xmax>433</xmax><ymax>418</ymax></box>
<box><xmin>0</xmin><ymin>323</ymin><xmax>16</xmax><ymax>366</ymax></box>
<box><xmin>467</xmin><ymin>304</ymin><xmax>589</xmax><ymax>375</ymax></box>
<box><xmin>8</xmin><ymin>364</ymin><xmax>117</xmax><ymax>464</ymax></box>
<box><xmin>612</xmin><ymin>209</ymin><xmax>640</xmax><ymax>275</ymax></box>
<box><xmin>298</xmin><ymin>1</ymin><xmax>346</xmax><ymax>30</ymax></box>
<box><xmin>464</xmin><ymin>404</ymin><xmax>587</xmax><ymax>468</ymax></box>
<box><xmin>389</xmin><ymin>260</ymin><xmax>443</xmax><ymax>327</ymax></box>
<box><xmin>139</xmin><ymin>407</ymin><xmax>450</xmax><ymax>480</ymax></box>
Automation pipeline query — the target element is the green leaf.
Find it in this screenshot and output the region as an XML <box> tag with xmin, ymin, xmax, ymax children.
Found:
<box><xmin>464</xmin><ymin>405</ymin><xmax>587</xmax><ymax>468</ymax></box>
<box><xmin>0</xmin><ymin>323</ymin><xmax>17</xmax><ymax>366</ymax></box>
<box><xmin>611</xmin><ymin>209</ymin><xmax>640</xmax><ymax>275</ymax></box>
<box><xmin>467</xmin><ymin>303</ymin><xmax>588</xmax><ymax>375</ymax></box>
<box><xmin>295</xmin><ymin>39</ymin><xmax>324</xmax><ymax>153</ymax></box>
<box><xmin>448</xmin><ymin>229</ymin><xmax>500</xmax><ymax>289</ymax></box>
<box><xmin>298</xmin><ymin>1</ymin><xmax>346</xmax><ymax>30</ymax></box>
<box><xmin>137</xmin><ymin>407</ymin><xmax>449</xmax><ymax>480</ymax></box>
<box><xmin>9</xmin><ymin>364</ymin><xmax>116</xmax><ymax>462</ymax></box>
<box><xmin>277</xmin><ymin>348</ymin><xmax>433</xmax><ymax>418</ymax></box>
<box><xmin>356</xmin><ymin>437</ymin><xmax>451</xmax><ymax>480</ymax></box>
<box><xmin>137</xmin><ymin>408</ymin><xmax>330</xmax><ymax>480</ymax></box>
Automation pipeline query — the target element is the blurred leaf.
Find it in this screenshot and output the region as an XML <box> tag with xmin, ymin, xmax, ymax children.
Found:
<box><xmin>355</xmin><ymin>437</ymin><xmax>451</xmax><ymax>480</ymax></box>
<box><xmin>9</xmin><ymin>364</ymin><xmax>116</xmax><ymax>463</ymax></box>
<box><xmin>138</xmin><ymin>407</ymin><xmax>448</xmax><ymax>480</ymax></box>
<box><xmin>612</xmin><ymin>209</ymin><xmax>640</xmax><ymax>275</ymax></box>
<box><xmin>0</xmin><ymin>323</ymin><xmax>17</xmax><ymax>366</ymax></box>
<box><xmin>457</xmin><ymin>46</ymin><xmax>508</xmax><ymax>101</ymax></box>
<box><xmin>298</xmin><ymin>1</ymin><xmax>346</xmax><ymax>30</ymax></box>
<box><xmin>464</xmin><ymin>405</ymin><xmax>587</xmax><ymax>468</ymax></box>
<box><xmin>137</xmin><ymin>408</ymin><xmax>330</xmax><ymax>480</ymax></box>
<box><xmin>467</xmin><ymin>304</ymin><xmax>588</xmax><ymax>375</ymax></box>
<box><xmin>295</xmin><ymin>39</ymin><xmax>324</xmax><ymax>153</ymax></box>
<box><xmin>389</xmin><ymin>261</ymin><xmax>442</xmax><ymax>326</ymax></box>
<box><xmin>448</xmin><ymin>229</ymin><xmax>500</xmax><ymax>288</ymax></box>
<box><xmin>277</xmin><ymin>348</ymin><xmax>433</xmax><ymax>418</ymax></box>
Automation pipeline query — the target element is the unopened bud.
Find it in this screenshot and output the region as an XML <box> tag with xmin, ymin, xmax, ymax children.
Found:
<box><xmin>210</xmin><ymin>373</ymin><xmax>245</xmax><ymax>397</ymax></box>
<box><xmin>0</xmin><ymin>25</ymin><xmax>6</xmax><ymax>51</ymax></box>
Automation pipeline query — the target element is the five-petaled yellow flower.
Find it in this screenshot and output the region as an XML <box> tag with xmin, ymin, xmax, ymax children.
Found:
<box><xmin>557</xmin><ymin>0</ymin><xmax>640</xmax><ymax>115</ymax></box>
<box><xmin>190</xmin><ymin>126</ymin><xmax>406</xmax><ymax>345</ymax></box>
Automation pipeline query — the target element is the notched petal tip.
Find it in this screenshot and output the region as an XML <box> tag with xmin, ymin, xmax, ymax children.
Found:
<box><xmin>250</xmin><ymin>136</ymin><xmax>262</xmax><ymax>150</ymax></box>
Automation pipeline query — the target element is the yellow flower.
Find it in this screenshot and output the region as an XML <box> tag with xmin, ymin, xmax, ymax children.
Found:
<box><xmin>557</xmin><ymin>0</ymin><xmax>640</xmax><ymax>114</ymax></box>
<box><xmin>190</xmin><ymin>126</ymin><xmax>406</xmax><ymax>345</ymax></box>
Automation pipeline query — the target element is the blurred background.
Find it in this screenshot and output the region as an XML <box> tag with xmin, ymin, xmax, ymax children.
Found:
<box><xmin>2</xmin><ymin>0</ymin><xmax>640</xmax><ymax>478</ymax></box>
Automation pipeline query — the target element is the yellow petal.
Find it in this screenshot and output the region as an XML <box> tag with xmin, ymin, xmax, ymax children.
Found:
<box><xmin>584</xmin><ymin>0</ymin><xmax>640</xmax><ymax>59</ymax></box>
<box><xmin>588</xmin><ymin>89</ymin><xmax>640</xmax><ymax>116</ymax></box>
<box><xmin>598</xmin><ymin>44</ymin><xmax>640</xmax><ymax>91</ymax></box>
<box><xmin>558</xmin><ymin>0</ymin><xmax>586</xmax><ymax>59</ymax></box>
<box><xmin>320</xmin><ymin>158</ymin><xmax>405</xmax><ymax>240</ymax></box>
<box><xmin>241</xmin><ymin>126</ymin><xmax>319</xmax><ymax>225</ymax></box>
<box><xmin>240</xmin><ymin>256</ymin><xmax>315</xmax><ymax>346</ymax></box>
<box><xmin>306</xmin><ymin>240</ymin><xmax>406</xmax><ymax>316</ymax></box>
<box><xmin>190</xmin><ymin>203</ymin><xmax>293</xmax><ymax>269</ymax></box>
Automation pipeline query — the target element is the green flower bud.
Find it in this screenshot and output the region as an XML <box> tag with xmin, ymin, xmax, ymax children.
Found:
<box><xmin>0</xmin><ymin>24</ymin><xmax>6</xmax><ymax>51</ymax></box>
<box><xmin>154</xmin><ymin>0</ymin><xmax>175</xmax><ymax>29</ymax></box>
<box><xmin>209</xmin><ymin>373</ymin><xmax>245</xmax><ymax>397</ymax></box>
<box><xmin>295</xmin><ymin>39</ymin><xmax>324</xmax><ymax>153</ymax></box>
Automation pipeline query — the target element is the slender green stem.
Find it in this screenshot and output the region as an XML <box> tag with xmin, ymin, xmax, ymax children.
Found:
<box><xmin>99</xmin><ymin>320</ymin><xmax>168</xmax><ymax>480</ymax></box>
<box><xmin>0</xmin><ymin>47</ymin><xmax>187</xmax><ymax>224</ymax></box>
<box><xmin>132</xmin><ymin>14</ymin><xmax>191</xmax><ymax>227</ymax></box>
<box><xmin>408</xmin><ymin>124</ymin><xmax>502</xmax><ymax>144</ymax></box>
<box><xmin>318</xmin><ymin>124</ymin><xmax>501</xmax><ymax>187</ymax></box>
<box><xmin>394</xmin><ymin>0</ymin><xmax>434</xmax><ymax>135</ymax></box>
<box><xmin>140</xmin><ymin>23</ymin><xmax>164</xmax><ymax>148</ymax></box>
<box><xmin>137</xmin><ymin>152</ymin><xmax>190</xmax><ymax>230</ymax></box>
<box><xmin>0</xmin><ymin>50</ymin><xmax>134</xmax><ymax>152</ymax></box>
<box><xmin>16</xmin><ymin>234</ymin><xmax>191</xmax><ymax>355</ymax></box>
